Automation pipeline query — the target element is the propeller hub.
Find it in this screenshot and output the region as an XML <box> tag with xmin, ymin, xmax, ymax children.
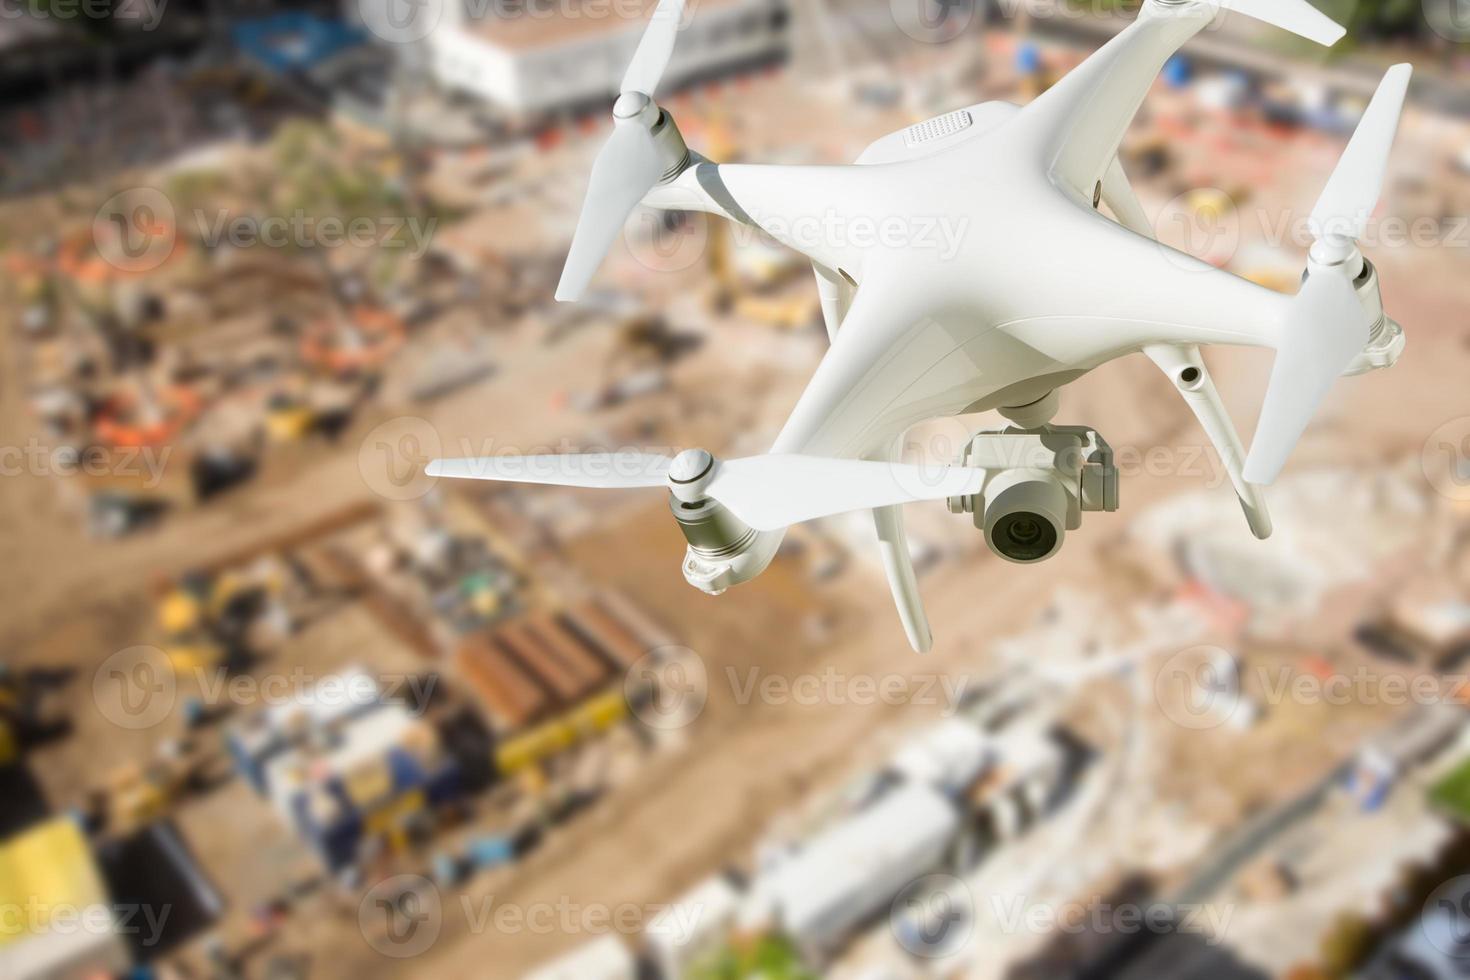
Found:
<box><xmin>668</xmin><ymin>449</ymin><xmax>716</xmax><ymax>503</ymax></box>
<box><xmin>1308</xmin><ymin>236</ymin><xmax>1364</xmax><ymax>278</ymax></box>
<box><xmin>614</xmin><ymin>91</ymin><xmax>655</xmax><ymax>122</ymax></box>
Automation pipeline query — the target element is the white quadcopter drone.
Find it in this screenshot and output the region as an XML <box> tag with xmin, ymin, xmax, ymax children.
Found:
<box><xmin>430</xmin><ymin>0</ymin><xmax>1411</xmax><ymax>652</ymax></box>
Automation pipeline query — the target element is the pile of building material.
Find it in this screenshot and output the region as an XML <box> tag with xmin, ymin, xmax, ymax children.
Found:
<box><xmin>1129</xmin><ymin>470</ymin><xmax>1433</xmax><ymax>634</ymax></box>
<box><xmin>227</xmin><ymin>666</ymin><xmax>461</xmax><ymax>871</ymax></box>
<box><xmin>454</xmin><ymin>593</ymin><xmax>659</xmax><ymax>732</ymax></box>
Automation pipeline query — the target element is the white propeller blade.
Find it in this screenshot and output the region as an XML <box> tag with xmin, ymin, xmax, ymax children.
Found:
<box><xmin>1310</xmin><ymin>63</ymin><xmax>1413</xmax><ymax>245</ymax></box>
<box><xmin>555</xmin><ymin>123</ymin><xmax>664</xmax><ymax>302</ymax></box>
<box><xmin>555</xmin><ymin>0</ymin><xmax>688</xmax><ymax>302</ymax></box>
<box><xmin>1243</xmin><ymin>272</ymin><xmax>1370</xmax><ymax>485</ymax></box>
<box><xmin>428</xmin><ymin>452</ymin><xmax>989</xmax><ymax>531</ymax></box>
<box><xmin>1211</xmin><ymin>0</ymin><xmax>1345</xmax><ymax>47</ymax></box>
<box><xmin>1243</xmin><ymin>64</ymin><xmax>1413</xmax><ymax>485</ymax></box>
<box><xmin>426</xmin><ymin>453</ymin><xmax>673</xmax><ymax>489</ymax></box>
<box><xmin>708</xmin><ymin>455</ymin><xmax>989</xmax><ymax>532</ymax></box>
<box><xmin>621</xmin><ymin>0</ymin><xmax>686</xmax><ymax>97</ymax></box>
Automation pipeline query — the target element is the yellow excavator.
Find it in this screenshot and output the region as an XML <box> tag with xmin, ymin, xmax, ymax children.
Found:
<box><xmin>699</xmin><ymin>111</ymin><xmax>822</xmax><ymax>332</ymax></box>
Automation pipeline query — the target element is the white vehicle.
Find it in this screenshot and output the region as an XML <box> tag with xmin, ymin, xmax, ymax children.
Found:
<box><xmin>431</xmin><ymin>0</ymin><xmax>1413</xmax><ymax>652</ymax></box>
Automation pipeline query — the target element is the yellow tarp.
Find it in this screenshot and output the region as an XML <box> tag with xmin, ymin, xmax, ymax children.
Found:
<box><xmin>0</xmin><ymin>819</ymin><xmax>109</xmax><ymax>948</ymax></box>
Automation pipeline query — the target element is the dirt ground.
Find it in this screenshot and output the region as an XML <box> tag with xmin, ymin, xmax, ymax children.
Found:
<box><xmin>4</xmin><ymin>33</ymin><xmax>1470</xmax><ymax>980</ymax></box>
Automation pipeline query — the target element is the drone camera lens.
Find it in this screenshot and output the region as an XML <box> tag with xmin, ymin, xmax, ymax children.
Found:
<box><xmin>992</xmin><ymin>511</ymin><xmax>1058</xmax><ymax>562</ymax></box>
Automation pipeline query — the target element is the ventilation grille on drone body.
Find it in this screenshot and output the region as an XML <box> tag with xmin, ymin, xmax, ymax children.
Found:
<box><xmin>904</xmin><ymin>109</ymin><xmax>974</xmax><ymax>148</ymax></box>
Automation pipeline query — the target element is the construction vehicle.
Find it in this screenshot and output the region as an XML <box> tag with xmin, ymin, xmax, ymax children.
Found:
<box><xmin>0</xmin><ymin>668</ymin><xmax>67</xmax><ymax>764</ymax></box>
<box><xmin>704</xmin><ymin>207</ymin><xmax>822</xmax><ymax>332</ymax></box>
<box><xmin>694</xmin><ymin>111</ymin><xmax>822</xmax><ymax>332</ymax></box>
<box><xmin>104</xmin><ymin>739</ymin><xmax>218</xmax><ymax>833</ymax></box>
<box><xmin>156</xmin><ymin>561</ymin><xmax>292</xmax><ymax>674</ymax></box>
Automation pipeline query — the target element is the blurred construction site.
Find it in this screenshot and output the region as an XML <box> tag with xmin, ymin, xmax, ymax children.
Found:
<box><xmin>3</xmin><ymin>0</ymin><xmax>1470</xmax><ymax>978</ymax></box>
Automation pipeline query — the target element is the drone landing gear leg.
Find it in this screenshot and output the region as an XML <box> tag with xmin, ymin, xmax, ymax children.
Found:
<box><xmin>1098</xmin><ymin>161</ymin><xmax>1271</xmax><ymax>539</ymax></box>
<box><xmin>1145</xmin><ymin>344</ymin><xmax>1272</xmax><ymax>540</ymax></box>
<box><xmin>873</xmin><ymin>504</ymin><xmax>934</xmax><ymax>653</ymax></box>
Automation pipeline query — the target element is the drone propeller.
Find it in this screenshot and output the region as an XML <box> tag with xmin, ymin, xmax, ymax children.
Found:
<box><xmin>1308</xmin><ymin>63</ymin><xmax>1414</xmax><ymax>264</ymax></box>
<box><xmin>555</xmin><ymin>0</ymin><xmax>687</xmax><ymax>302</ymax></box>
<box><xmin>1206</xmin><ymin>0</ymin><xmax>1346</xmax><ymax>47</ymax></box>
<box><xmin>427</xmin><ymin>450</ymin><xmax>989</xmax><ymax>532</ymax></box>
<box><xmin>1243</xmin><ymin>64</ymin><xmax>1412</xmax><ymax>486</ymax></box>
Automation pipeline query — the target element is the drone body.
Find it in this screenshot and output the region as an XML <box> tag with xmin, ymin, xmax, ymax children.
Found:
<box><xmin>432</xmin><ymin>0</ymin><xmax>1412</xmax><ymax>651</ymax></box>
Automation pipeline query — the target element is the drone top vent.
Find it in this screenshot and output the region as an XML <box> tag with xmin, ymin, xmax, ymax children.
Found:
<box><xmin>904</xmin><ymin>110</ymin><xmax>974</xmax><ymax>148</ymax></box>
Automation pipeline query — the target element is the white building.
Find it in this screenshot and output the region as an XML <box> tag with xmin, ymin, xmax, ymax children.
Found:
<box><xmin>754</xmin><ymin>783</ymin><xmax>959</xmax><ymax>960</ymax></box>
<box><xmin>524</xmin><ymin>935</ymin><xmax>637</xmax><ymax>980</ymax></box>
<box><xmin>424</xmin><ymin>0</ymin><xmax>790</xmax><ymax>116</ymax></box>
<box><xmin>645</xmin><ymin>874</ymin><xmax>743</xmax><ymax>979</ymax></box>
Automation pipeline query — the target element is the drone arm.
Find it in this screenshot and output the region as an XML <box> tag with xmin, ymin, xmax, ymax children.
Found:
<box><xmin>812</xmin><ymin>262</ymin><xmax>854</xmax><ymax>342</ymax></box>
<box><xmin>644</xmin><ymin>158</ymin><xmax>880</xmax><ymax>274</ymax></box>
<box><xmin>1099</xmin><ymin>156</ymin><xmax>1153</xmax><ymax>236</ymax></box>
<box><xmin>1029</xmin><ymin>3</ymin><xmax>1213</xmax><ymax>202</ymax></box>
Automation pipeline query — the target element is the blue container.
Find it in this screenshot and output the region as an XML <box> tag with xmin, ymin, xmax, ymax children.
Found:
<box><xmin>1016</xmin><ymin>42</ymin><xmax>1042</xmax><ymax>77</ymax></box>
<box><xmin>1163</xmin><ymin>55</ymin><xmax>1193</xmax><ymax>89</ymax></box>
<box><xmin>467</xmin><ymin>835</ymin><xmax>516</xmax><ymax>869</ymax></box>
